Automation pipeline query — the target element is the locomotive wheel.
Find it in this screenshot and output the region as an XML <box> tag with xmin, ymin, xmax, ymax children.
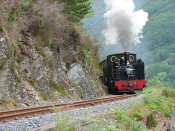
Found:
<box><xmin>108</xmin><ymin>85</ymin><xmax>118</xmax><ymax>94</ymax></box>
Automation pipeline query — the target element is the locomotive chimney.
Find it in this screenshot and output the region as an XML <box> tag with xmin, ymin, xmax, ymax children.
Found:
<box><xmin>124</xmin><ymin>51</ymin><xmax>130</xmax><ymax>65</ymax></box>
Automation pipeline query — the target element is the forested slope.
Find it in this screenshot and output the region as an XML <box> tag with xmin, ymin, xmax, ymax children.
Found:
<box><xmin>135</xmin><ymin>0</ymin><xmax>175</xmax><ymax>87</ymax></box>
<box><xmin>83</xmin><ymin>0</ymin><xmax>175</xmax><ymax>87</ymax></box>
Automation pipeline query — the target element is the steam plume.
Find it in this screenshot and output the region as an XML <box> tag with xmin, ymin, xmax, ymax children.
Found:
<box><xmin>103</xmin><ymin>0</ymin><xmax>148</xmax><ymax>51</ymax></box>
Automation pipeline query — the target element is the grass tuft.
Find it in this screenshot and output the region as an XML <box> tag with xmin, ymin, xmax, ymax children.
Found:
<box><xmin>162</xmin><ymin>88</ymin><xmax>175</xmax><ymax>97</ymax></box>
<box><xmin>39</xmin><ymin>49</ymin><xmax>46</xmax><ymax>57</ymax></box>
<box><xmin>1</xmin><ymin>98</ymin><xmax>17</xmax><ymax>109</ymax></box>
<box><xmin>40</xmin><ymin>92</ymin><xmax>48</xmax><ymax>100</ymax></box>
<box><xmin>146</xmin><ymin>113</ymin><xmax>157</xmax><ymax>128</ymax></box>
<box><xmin>50</xmin><ymin>82</ymin><xmax>66</xmax><ymax>96</ymax></box>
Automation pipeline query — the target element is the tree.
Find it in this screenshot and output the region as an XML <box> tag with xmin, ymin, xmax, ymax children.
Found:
<box><xmin>63</xmin><ymin>0</ymin><xmax>94</xmax><ymax>23</ymax></box>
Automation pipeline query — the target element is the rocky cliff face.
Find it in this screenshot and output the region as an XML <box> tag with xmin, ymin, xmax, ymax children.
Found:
<box><xmin>0</xmin><ymin>0</ymin><xmax>104</xmax><ymax>109</ymax></box>
<box><xmin>0</xmin><ymin>30</ymin><xmax>103</xmax><ymax>105</ymax></box>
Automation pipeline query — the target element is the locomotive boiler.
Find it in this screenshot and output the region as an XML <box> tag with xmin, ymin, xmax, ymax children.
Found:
<box><xmin>99</xmin><ymin>51</ymin><xmax>146</xmax><ymax>93</ymax></box>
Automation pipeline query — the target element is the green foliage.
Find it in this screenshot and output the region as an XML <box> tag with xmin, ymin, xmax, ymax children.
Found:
<box><xmin>33</xmin><ymin>13</ymin><xmax>45</xmax><ymax>36</ymax></box>
<box><xmin>39</xmin><ymin>49</ymin><xmax>46</xmax><ymax>57</ymax></box>
<box><xmin>8</xmin><ymin>15</ymin><xmax>17</xmax><ymax>22</ymax></box>
<box><xmin>143</xmin><ymin>90</ymin><xmax>175</xmax><ymax>117</ymax></box>
<box><xmin>49</xmin><ymin>106</ymin><xmax>63</xmax><ymax>113</ymax></box>
<box><xmin>147</xmin><ymin>76</ymin><xmax>166</xmax><ymax>88</ymax></box>
<box><xmin>73</xmin><ymin>55</ymin><xmax>78</xmax><ymax>63</ymax></box>
<box><xmin>47</xmin><ymin>39</ymin><xmax>52</xmax><ymax>48</ymax></box>
<box><xmin>162</xmin><ymin>88</ymin><xmax>175</xmax><ymax>98</ymax></box>
<box><xmin>63</xmin><ymin>0</ymin><xmax>94</xmax><ymax>23</ymax></box>
<box><xmin>75</xmin><ymin>85</ymin><xmax>83</xmax><ymax>92</ymax></box>
<box><xmin>38</xmin><ymin>14</ymin><xmax>44</xmax><ymax>28</ymax></box>
<box><xmin>40</xmin><ymin>92</ymin><xmax>48</xmax><ymax>100</ymax></box>
<box><xmin>142</xmin><ymin>87</ymin><xmax>153</xmax><ymax>95</ymax></box>
<box><xmin>133</xmin><ymin>86</ymin><xmax>175</xmax><ymax>129</ymax></box>
<box><xmin>146</xmin><ymin>113</ymin><xmax>157</xmax><ymax>128</ymax></box>
<box><xmin>129</xmin><ymin>112</ymin><xmax>144</xmax><ymax>122</ymax></box>
<box><xmin>7</xmin><ymin>1</ymin><xmax>33</xmax><ymax>22</ymax></box>
<box><xmin>102</xmin><ymin>125</ymin><xmax>119</xmax><ymax>131</ymax></box>
<box><xmin>72</xmin><ymin>82</ymin><xmax>83</xmax><ymax>93</ymax></box>
<box><xmin>113</xmin><ymin>108</ymin><xmax>142</xmax><ymax>130</ymax></box>
<box><xmin>82</xmin><ymin>49</ymin><xmax>89</xmax><ymax>67</ymax></box>
<box><xmin>17</xmin><ymin>42</ymin><xmax>23</xmax><ymax>46</ymax></box>
<box><xmin>21</xmin><ymin>1</ymin><xmax>33</xmax><ymax>12</ymax></box>
<box><xmin>55</xmin><ymin>114</ymin><xmax>77</xmax><ymax>131</ymax></box>
<box><xmin>134</xmin><ymin>0</ymin><xmax>175</xmax><ymax>87</ymax></box>
<box><xmin>1</xmin><ymin>97</ymin><xmax>17</xmax><ymax>109</ymax></box>
<box><xmin>10</xmin><ymin>47</ymin><xmax>22</xmax><ymax>83</ymax></box>
<box><xmin>46</xmin><ymin>59</ymin><xmax>53</xmax><ymax>67</ymax></box>
<box><xmin>8</xmin><ymin>10</ymin><xmax>21</xmax><ymax>22</ymax></box>
<box><xmin>50</xmin><ymin>82</ymin><xmax>66</xmax><ymax>96</ymax></box>
<box><xmin>63</xmin><ymin>55</ymin><xmax>73</xmax><ymax>64</ymax></box>
<box><xmin>144</xmin><ymin>96</ymin><xmax>166</xmax><ymax>113</ymax></box>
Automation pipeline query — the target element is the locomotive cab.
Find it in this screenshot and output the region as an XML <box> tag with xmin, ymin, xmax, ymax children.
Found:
<box><xmin>100</xmin><ymin>51</ymin><xmax>146</xmax><ymax>94</ymax></box>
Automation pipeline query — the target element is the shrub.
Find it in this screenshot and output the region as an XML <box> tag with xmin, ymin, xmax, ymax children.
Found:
<box><xmin>146</xmin><ymin>113</ymin><xmax>157</xmax><ymax>128</ymax></box>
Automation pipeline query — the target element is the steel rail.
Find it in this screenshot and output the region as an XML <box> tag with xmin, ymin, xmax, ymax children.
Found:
<box><xmin>0</xmin><ymin>94</ymin><xmax>137</xmax><ymax>123</ymax></box>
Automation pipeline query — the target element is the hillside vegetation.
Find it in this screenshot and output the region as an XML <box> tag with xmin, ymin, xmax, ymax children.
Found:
<box><xmin>0</xmin><ymin>0</ymin><xmax>104</xmax><ymax>109</ymax></box>
<box><xmin>134</xmin><ymin>0</ymin><xmax>175</xmax><ymax>88</ymax></box>
<box><xmin>83</xmin><ymin>0</ymin><xmax>175</xmax><ymax>88</ymax></box>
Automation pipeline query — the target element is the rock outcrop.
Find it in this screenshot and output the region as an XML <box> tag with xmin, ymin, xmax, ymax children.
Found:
<box><xmin>0</xmin><ymin>35</ymin><xmax>103</xmax><ymax>102</ymax></box>
<box><xmin>0</xmin><ymin>0</ymin><xmax>104</xmax><ymax>108</ymax></box>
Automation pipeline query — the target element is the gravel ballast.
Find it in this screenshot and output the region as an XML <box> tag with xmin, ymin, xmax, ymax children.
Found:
<box><xmin>0</xmin><ymin>94</ymin><xmax>145</xmax><ymax>131</ymax></box>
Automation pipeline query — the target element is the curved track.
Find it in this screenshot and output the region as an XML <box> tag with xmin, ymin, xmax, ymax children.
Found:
<box><xmin>0</xmin><ymin>94</ymin><xmax>137</xmax><ymax>123</ymax></box>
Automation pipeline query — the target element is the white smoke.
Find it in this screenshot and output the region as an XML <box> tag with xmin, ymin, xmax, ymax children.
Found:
<box><xmin>103</xmin><ymin>0</ymin><xmax>148</xmax><ymax>51</ymax></box>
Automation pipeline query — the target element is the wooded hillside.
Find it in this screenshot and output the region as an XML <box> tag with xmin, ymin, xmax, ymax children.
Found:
<box><xmin>83</xmin><ymin>0</ymin><xmax>175</xmax><ymax>87</ymax></box>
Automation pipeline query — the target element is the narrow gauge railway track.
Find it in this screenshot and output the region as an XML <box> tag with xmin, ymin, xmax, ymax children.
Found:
<box><xmin>0</xmin><ymin>94</ymin><xmax>137</xmax><ymax>123</ymax></box>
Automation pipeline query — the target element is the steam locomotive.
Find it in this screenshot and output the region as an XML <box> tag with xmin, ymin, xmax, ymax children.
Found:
<box><xmin>99</xmin><ymin>51</ymin><xmax>146</xmax><ymax>93</ymax></box>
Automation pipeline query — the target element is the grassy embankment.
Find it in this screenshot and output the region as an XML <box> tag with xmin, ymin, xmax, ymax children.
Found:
<box><xmin>53</xmin><ymin>77</ymin><xmax>175</xmax><ymax>131</ymax></box>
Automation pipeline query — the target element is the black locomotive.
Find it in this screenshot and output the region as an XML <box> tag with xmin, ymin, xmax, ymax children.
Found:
<box><xmin>99</xmin><ymin>51</ymin><xmax>146</xmax><ymax>93</ymax></box>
